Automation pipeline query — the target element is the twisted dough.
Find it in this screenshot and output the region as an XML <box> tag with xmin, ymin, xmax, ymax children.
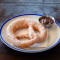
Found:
<box><xmin>6</xmin><ymin>18</ymin><xmax>47</xmax><ymax>48</ymax></box>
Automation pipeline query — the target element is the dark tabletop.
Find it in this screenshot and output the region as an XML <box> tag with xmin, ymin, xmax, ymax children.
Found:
<box><xmin>0</xmin><ymin>0</ymin><xmax>60</xmax><ymax>60</ymax></box>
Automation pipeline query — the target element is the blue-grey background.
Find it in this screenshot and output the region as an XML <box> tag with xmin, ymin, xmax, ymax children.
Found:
<box><xmin>0</xmin><ymin>0</ymin><xmax>60</xmax><ymax>60</ymax></box>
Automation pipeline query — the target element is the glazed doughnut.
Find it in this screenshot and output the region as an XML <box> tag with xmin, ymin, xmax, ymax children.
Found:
<box><xmin>6</xmin><ymin>18</ymin><xmax>47</xmax><ymax>48</ymax></box>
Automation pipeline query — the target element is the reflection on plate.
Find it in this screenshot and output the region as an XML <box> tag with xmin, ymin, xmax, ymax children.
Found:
<box><xmin>0</xmin><ymin>14</ymin><xmax>60</xmax><ymax>53</ymax></box>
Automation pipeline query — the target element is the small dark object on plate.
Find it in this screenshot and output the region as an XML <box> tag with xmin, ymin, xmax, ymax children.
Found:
<box><xmin>39</xmin><ymin>16</ymin><xmax>55</xmax><ymax>27</ymax></box>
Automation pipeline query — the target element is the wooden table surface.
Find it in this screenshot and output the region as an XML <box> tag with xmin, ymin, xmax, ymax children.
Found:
<box><xmin>0</xmin><ymin>0</ymin><xmax>60</xmax><ymax>60</ymax></box>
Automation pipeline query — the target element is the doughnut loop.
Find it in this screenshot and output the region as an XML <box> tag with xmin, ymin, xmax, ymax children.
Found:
<box><xmin>6</xmin><ymin>18</ymin><xmax>47</xmax><ymax>48</ymax></box>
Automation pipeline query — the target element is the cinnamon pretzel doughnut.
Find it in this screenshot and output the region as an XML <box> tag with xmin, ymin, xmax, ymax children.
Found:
<box><xmin>6</xmin><ymin>18</ymin><xmax>47</xmax><ymax>48</ymax></box>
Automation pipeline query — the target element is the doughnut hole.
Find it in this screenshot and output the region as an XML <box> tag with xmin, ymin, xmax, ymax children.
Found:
<box><xmin>15</xmin><ymin>27</ymin><xmax>29</xmax><ymax>39</ymax></box>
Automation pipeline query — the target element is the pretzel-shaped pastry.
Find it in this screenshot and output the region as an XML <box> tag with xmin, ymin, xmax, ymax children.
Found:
<box><xmin>6</xmin><ymin>18</ymin><xmax>47</xmax><ymax>48</ymax></box>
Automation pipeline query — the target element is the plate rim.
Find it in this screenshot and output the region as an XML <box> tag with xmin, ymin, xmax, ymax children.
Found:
<box><xmin>0</xmin><ymin>14</ymin><xmax>60</xmax><ymax>53</ymax></box>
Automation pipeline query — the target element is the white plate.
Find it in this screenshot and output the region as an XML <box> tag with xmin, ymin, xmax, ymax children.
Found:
<box><xmin>0</xmin><ymin>14</ymin><xmax>60</xmax><ymax>53</ymax></box>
